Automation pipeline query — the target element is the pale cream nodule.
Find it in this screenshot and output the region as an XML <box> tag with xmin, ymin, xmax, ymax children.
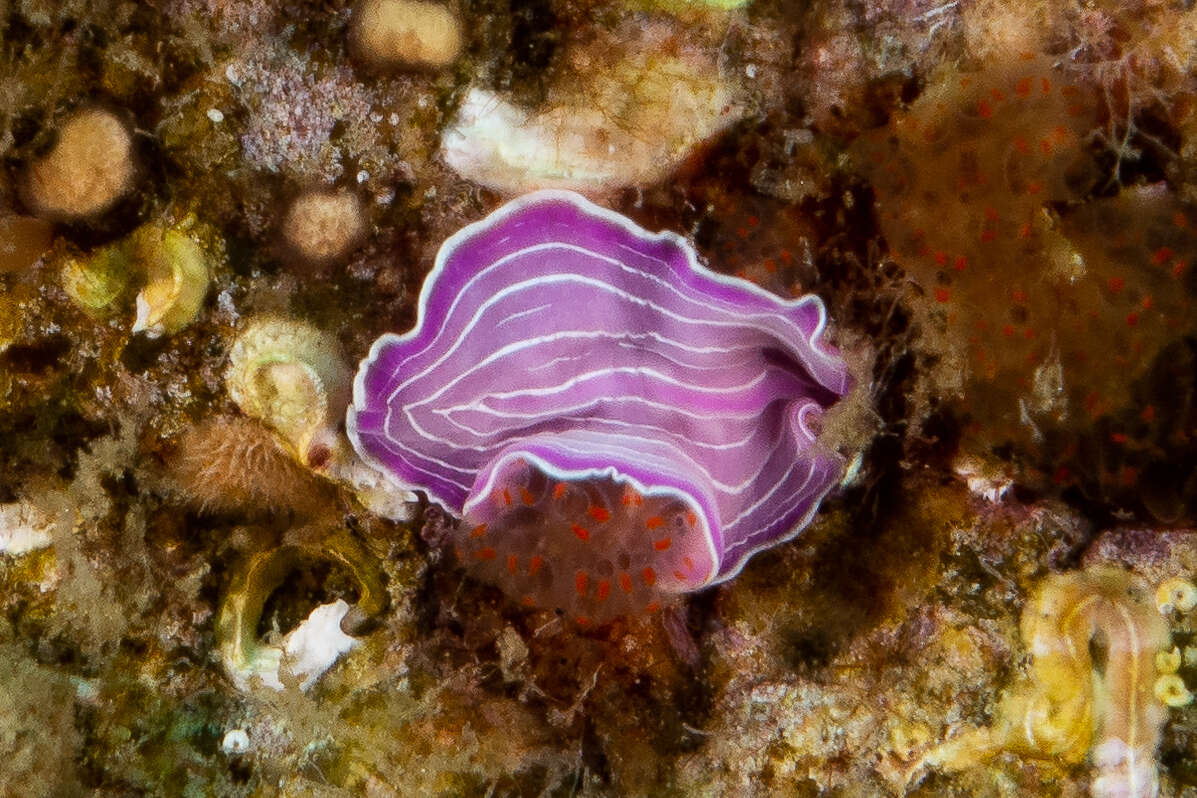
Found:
<box><xmin>353</xmin><ymin>0</ymin><xmax>463</xmax><ymax>68</ymax></box>
<box><xmin>283</xmin><ymin>190</ymin><xmax>365</xmax><ymax>263</ymax></box>
<box><xmin>27</xmin><ymin>108</ymin><xmax>135</xmax><ymax>219</ymax></box>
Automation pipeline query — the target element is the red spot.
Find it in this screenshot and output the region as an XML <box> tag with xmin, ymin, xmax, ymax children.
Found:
<box><xmin>553</xmin><ymin>483</ymin><xmax>568</xmax><ymax>500</ymax></box>
<box><xmin>674</xmin><ymin>570</ymin><xmax>687</xmax><ymax>582</ymax></box>
<box><xmin>1174</xmin><ymin>211</ymin><xmax>1189</xmax><ymax>228</ymax></box>
<box><xmin>528</xmin><ymin>555</ymin><xmax>543</xmax><ymax>576</ymax></box>
<box><xmin>1040</xmin><ymin>138</ymin><xmax>1053</xmax><ymax>155</ymax></box>
<box><xmin>685</xmin><ymin>511</ymin><xmax>697</xmax><ymax>527</ymax></box>
<box><xmin>1011</xmin><ymin>288</ymin><xmax>1027</xmax><ymax>303</ymax></box>
<box><xmin>1025</xmin><ymin>180</ymin><xmax>1042</xmax><ymax>195</ymax></box>
<box><xmin>645</xmin><ymin>516</ymin><xmax>665</xmax><ymax>529</ymax></box>
<box><xmin>1152</xmin><ymin>246</ymin><xmax>1174</xmax><ymax>265</ymax></box>
<box><xmin>596</xmin><ymin>580</ymin><xmax>611</xmax><ymax>602</ymax></box>
<box><xmin>747</xmin><ymin>215</ymin><xmax>760</xmax><ymax>227</ymax></box>
<box><xmin>642</xmin><ymin>567</ymin><xmax>656</xmax><ymax>587</ymax></box>
<box><xmin>1141</xmin><ymin>405</ymin><xmax>1156</xmax><ymax>422</ymax></box>
<box><xmin>683</xmin><ymin>556</ymin><xmax>695</xmax><ymax>571</ymax></box>
<box><xmin>619</xmin><ymin>572</ymin><xmax>634</xmax><ymax>593</ymax></box>
<box><xmin>1066</xmin><ymin>103</ymin><xmax>1085</xmax><ymax>117</ymax></box>
<box><xmin>980</xmin><ymin>229</ymin><xmax>997</xmax><ymax>243</ymax></box>
<box><xmin>1023</xmin><ymin>328</ymin><xmax>1035</xmax><ymax>340</ymax></box>
<box><xmin>934</xmin><ymin>251</ymin><xmax>948</xmax><ymax>266</ymax></box>
<box><xmin>990</xmin><ymin>88</ymin><xmax>1006</xmax><ymax>102</ymax></box>
<box><xmin>521</xmin><ymin>488</ymin><xmax>535</xmax><ymax>506</ymax></box>
<box><xmin>977</xmin><ymin>98</ymin><xmax>993</xmax><ymax>119</ymax></box>
<box><xmin>572</xmin><ymin>524</ymin><xmax>590</xmax><ymax>542</ymax></box>
<box><xmin>1041</xmin><ymin>77</ymin><xmax>1052</xmax><ymax>94</ymax></box>
<box><xmin>575</xmin><ymin>571</ymin><xmax>589</xmax><ymax>597</ymax></box>
<box><xmin>984</xmin><ymin>206</ymin><xmax>999</xmax><ymax>221</ymax></box>
<box><xmin>934</xmin><ymin>287</ymin><xmax>951</xmax><ymax>303</ymax></box>
<box><xmin>780</xmin><ymin>249</ymin><xmax>793</xmax><ymax>263</ymax></box>
<box><xmin>1142</xmin><ymin>295</ymin><xmax>1153</xmax><ymax>310</ymax></box>
<box><xmin>1014</xmin><ymin>136</ymin><xmax>1030</xmax><ymax>154</ymax></box>
<box><xmin>653</xmin><ymin>537</ymin><xmax>672</xmax><ymax>552</ymax></box>
<box><xmin>1173</xmin><ymin>260</ymin><xmax>1188</xmax><ymax>278</ymax></box>
<box><xmin>736</xmin><ymin>227</ymin><xmax>748</xmax><ymax>238</ymax></box>
<box><xmin>502</xmin><ymin>489</ymin><xmax>512</xmax><ymax>506</ymax></box>
<box><xmin>1015</xmin><ymin>77</ymin><xmax>1032</xmax><ymax>97</ymax></box>
<box><xmin>1108</xmin><ymin>277</ymin><xmax>1125</xmax><ymax>293</ymax></box>
<box><xmin>1110</xmin><ymin>432</ymin><xmax>1129</xmax><ymax>444</ymax></box>
<box><xmin>475</xmin><ymin>547</ymin><xmax>497</xmax><ymax>561</ymax></box>
<box><xmin>588</xmin><ymin>505</ymin><xmax>610</xmax><ymax>522</ymax></box>
<box><xmin>470</xmin><ymin>523</ymin><xmax>487</xmax><ymax>538</ymax></box>
<box><xmin>1002</xmin><ymin>325</ymin><xmax>1015</xmax><ymax>337</ymax></box>
<box><xmin>763</xmin><ymin>258</ymin><xmax>777</xmax><ymax>273</ymax></box>
<box><xmin>645</xmin><ymin>601</ymin><xmax>661</xmax><ymax>613</ymax></box>
<box><xmin>522</xmin><ymin>595</ymin><xmax>536</xmax><ymax>607</ymax></box>
<box><xmin>1018</xmin><ymin>222</ymin><xmax>1032</xmax><ymax>238</ymax></box>
<box><xmin>575</xmin><ymin>616</ymin><xmax>591</xmax><ymax>626</ymax></box>
<box><xmin>954</xmin><ymin>255</ymin><xmax>968</xmax><ymax>271</ymax></box>
<box><xmin>1126</xmin><ymin>312</ymin><xmax>1139</xmax><ymax>327</ymax></box>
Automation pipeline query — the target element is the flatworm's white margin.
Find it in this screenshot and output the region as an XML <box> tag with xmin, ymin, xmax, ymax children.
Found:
<box><xmin>347</xmin><ymin>189</ymin><xmax>847</xmax><ymax>580</ymax></box>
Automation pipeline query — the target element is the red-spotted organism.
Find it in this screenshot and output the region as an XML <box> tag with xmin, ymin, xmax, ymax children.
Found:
<box><xmin>349</xmin><ymin>191</ymin><xmax>851</xmax><ymax>624</ymax></box>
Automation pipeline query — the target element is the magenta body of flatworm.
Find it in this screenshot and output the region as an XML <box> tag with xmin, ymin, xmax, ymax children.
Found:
<box><xmin>349</xmin><ymin>191</ymin><xmax>851</xmax><ymax>620</ymax></box>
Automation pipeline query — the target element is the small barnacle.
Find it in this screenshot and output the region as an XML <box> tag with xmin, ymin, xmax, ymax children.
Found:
<box><xmin>1154</xmin><ymin>674</ymin><xmax>1193</xmax><ymax>708</ymax></box>
<box><xmin>216</xmin><ymin>530</ymin><xmax>388</xmax><ymax>691</ymax></box>
<box><xmin>60</xmin><ymin>243</ymin><xmax>132</xmax><ymax>315</ymax></box>
<box><xmin>130</xmin><ymin>221</ymin><xmax>213</xmax><ymax>337</ymax></box>
<box><xmin>1155</xmin><ymin>577</ymin><xmax>1197</xmax><ymax>614</ymax></box>
<box><xmin>1156</xmin><ymin>646</ymin><xmax>1182</xmax><ymax>675</ymax></box>
<box><xmin>226</xmin><ymin>316</ymin><xmax>352</xmax><ymax>467</ymax></box>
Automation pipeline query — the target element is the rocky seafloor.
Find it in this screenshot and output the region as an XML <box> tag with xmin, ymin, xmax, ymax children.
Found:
<box><xmin>3</xmin><ymin>0</ymin><xmax>1197</xmax><ymax>795</ymax></box>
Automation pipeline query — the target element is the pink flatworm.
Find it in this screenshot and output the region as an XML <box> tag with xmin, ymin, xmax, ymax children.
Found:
<box><xmin>348</xmin><ymin>191</ymin><xmax>851</xmax><ymax>621</ymax></box>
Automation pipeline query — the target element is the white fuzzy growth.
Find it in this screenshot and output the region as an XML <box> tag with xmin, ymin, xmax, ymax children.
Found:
<box><xmin>227</xmin><ymin>599</ymin><xmax>360</xmax><ymax>692</ymax></box>
<box><xmin>0</xmin><ymin>502</ymin><xmax>54</xmax><ymax>555</ymax></box>
<box><xmin>220</xmin><ymin>729</ymin><xmax>250</xmax><ymax>755</ymax></box>
<box><xmin>283</xmin><ymin>599</ymin><xmax>361</xmax><ymax>690</ymax></box>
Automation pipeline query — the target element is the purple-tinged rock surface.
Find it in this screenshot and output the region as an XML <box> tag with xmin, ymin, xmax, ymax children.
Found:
<box><xmin>349</xmin><ymin>191</ymin><xmax>850</xmax><ymax>615</ymax></box>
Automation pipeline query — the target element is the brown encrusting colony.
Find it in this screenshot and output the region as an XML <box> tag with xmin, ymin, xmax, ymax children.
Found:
<box><xmin>3</xmin><ymin>0</ymin><xmax>1197</xmax><ymax>795</ymax></box>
